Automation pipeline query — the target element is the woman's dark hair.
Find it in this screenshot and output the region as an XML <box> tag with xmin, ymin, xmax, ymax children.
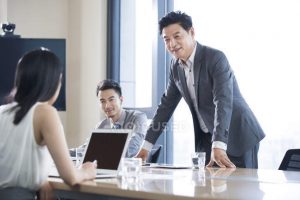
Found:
<box><xmin>96</xmin><ymin>79</ymin><xmax>122</xmax><ymax>97</ymax></box>
<box><xmin>9</xmin><ymin>48</ymin><xmax>62</xmax><ymax>124</ymax></box>
<box><xmin>159</xmin><ymin>11</ymin><xmax>193</xmax><ymax>35</ymax></box>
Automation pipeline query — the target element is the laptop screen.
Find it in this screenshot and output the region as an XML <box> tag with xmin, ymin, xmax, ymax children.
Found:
<box><xmin>82</xmin><ymin>129</ymin><xmax>131</xmax><ymax>171</ymax></box>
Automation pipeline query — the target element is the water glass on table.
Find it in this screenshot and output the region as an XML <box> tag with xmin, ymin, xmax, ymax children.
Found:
<box><xmin>120</xmin><ymin>157</ymin><xmax>142</xmax><ymax>184</ymax></box>
<box><xmin>75</xmin><ymin>147</ymin><xmax>85</xmax><ymax>167</ymax></box>
<box><xmin>191</xmin><ymin>152</ymin><xmax>206</xmax><ymax>169</ymax></box>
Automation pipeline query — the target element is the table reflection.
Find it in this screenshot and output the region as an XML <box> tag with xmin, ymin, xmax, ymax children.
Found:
<box><xmin>50</xmin><ymin>167</ymin><xmax>300</xmax><ymax>200</ymax></box>
<box><xmin>202</xmin><ymin>167</ymin><xmax>264</xmax><ymax>199</ymax></box>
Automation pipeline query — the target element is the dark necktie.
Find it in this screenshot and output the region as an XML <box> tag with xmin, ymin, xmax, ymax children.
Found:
<box><xmin>113</xmin><ymin>123</ymin><xmax>121</xmax><ymax>129</ymax></box>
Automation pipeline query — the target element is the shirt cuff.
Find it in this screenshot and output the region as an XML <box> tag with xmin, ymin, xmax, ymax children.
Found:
<box><xmin>142</xmin><ymin>140</ymin><xmax>153</xmax><ymax>152</ymax></box>
<box><xmin>212</xmin><ymin>141</ymin><xmax>227</xmax><ymax>151</ymax></box>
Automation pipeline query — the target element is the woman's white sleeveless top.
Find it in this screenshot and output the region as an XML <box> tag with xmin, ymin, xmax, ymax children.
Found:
<box><xmin>0</xmin><ymin>102</ymin><xmax>51</xmax><ymax>190</ymax></box>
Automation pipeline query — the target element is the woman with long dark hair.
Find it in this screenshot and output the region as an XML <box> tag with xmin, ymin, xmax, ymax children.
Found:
<box><xmin>0</xmin><ymin>48</ymin><xmax>96</xmax><ymax>199</ymax></box>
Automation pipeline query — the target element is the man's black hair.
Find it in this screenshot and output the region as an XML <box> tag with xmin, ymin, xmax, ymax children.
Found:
<box><xmin>96</xmin><ymin>79</ymin><xmax>122</xmax><ymax>97</ymax></box>
<box><xmin>159</xmin><ymin>11</ymin><xmax>193</xmax><ymax>35</ymax></box>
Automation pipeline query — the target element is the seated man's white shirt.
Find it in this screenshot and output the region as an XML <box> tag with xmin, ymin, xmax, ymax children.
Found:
<box><xmin>95</xmin><ymin>109</ymin><xmax>147</xmax><ymax>157</ymax></box>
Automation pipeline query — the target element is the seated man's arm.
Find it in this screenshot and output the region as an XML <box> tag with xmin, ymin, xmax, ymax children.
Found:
<box><xmin>126</xmin><ymin>112</ymin><xmax>148</xmax><ymax>157</ymax></box>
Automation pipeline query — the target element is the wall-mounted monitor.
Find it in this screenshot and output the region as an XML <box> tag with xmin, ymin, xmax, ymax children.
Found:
<box><xmin>0</xmin><ymin>37</ymin><xmax>66</xmax><ymax>111</ymax></box>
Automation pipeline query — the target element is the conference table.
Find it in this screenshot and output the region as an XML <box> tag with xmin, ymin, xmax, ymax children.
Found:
<box><xmin>49</xmin><ymin>166</ymin><xmax>300</xmax><ymax>200</ymax></box>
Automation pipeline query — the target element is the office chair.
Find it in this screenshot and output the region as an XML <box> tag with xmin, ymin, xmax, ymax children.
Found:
<box><xmin>146</xmin><ymin>145</ymin><xmax>162</xmax><ymax>163</ymax></box>
<box><xmin>0</xmin><ymin>187</ymin><xmax>36</xmax><ymax>200</ymax></box>
<box><xmin>278</xmin><ymin>149</ymin><xmax>300</xmax><ymax>171</ymax></box>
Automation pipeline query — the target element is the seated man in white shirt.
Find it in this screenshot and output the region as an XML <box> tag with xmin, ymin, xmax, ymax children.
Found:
<box><xmin>95</xmin><ymin>79</ymin><xmax>147</xmax><ymax>157</ymax></box>
<box><xmin>72</xmin><ymin>79</ymin><xmax>147</xmax><ymax>158</ymax></box>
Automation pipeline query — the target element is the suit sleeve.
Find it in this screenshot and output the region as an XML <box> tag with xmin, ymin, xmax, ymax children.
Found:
<box><xmin>145</xmin><ymin>60</ymin><xmax>182</xmax><ymax>144</ymax></box>
<box><xmin>209</xmin><ymin>51</ymin><xmax>233</xmax><ymax>144</ymax></box>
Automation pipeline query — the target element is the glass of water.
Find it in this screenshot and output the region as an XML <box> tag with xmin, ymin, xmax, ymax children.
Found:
<box><xmin>120</xmin><ymin>157</ymin><xmax>142</xmax><ymax>184</ymax></box>
<box><xmin>191</xmin><ymin>152</ymin><xmax>206</xmax><ymax>169</ymax></box>
<box><xmin>75</xmin><ymin>147</ymin><xmax>85</xmax><ymax>167</ymax></box>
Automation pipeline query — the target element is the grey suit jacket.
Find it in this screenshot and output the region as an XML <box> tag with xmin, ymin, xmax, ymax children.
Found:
<box><xmin>146</xmin><ymin>42</ymin><xmax>265</xmax><ymax>157</ymax></box>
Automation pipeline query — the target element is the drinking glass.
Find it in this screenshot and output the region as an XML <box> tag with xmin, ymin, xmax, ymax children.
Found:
<box><xmin>191</xmin><ymin>152</ymin><xmax>206</xmax><ymax>169</ymax></box>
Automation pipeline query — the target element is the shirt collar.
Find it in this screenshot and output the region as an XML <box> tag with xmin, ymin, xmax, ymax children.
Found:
<box><xmin>110</xmin><ymin>109</ymin><xmax>125</xmax><ymax>127</ymax></box>
<box><xmin>179</xmin><ymin>44</ymin><xmax>197</xmax><ymax>70</ymax></box>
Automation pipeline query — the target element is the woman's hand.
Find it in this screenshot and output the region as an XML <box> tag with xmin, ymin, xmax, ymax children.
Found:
<box><xmin>38</xmin><ymin>181</ymin><xmax>55</xmax><ymax>200</ymax></box>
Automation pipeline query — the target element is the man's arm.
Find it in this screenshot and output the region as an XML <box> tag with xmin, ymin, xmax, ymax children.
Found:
<box><xmin>206</xmin><ymin>50</ymin><xmax>235</xmax><ymax>168</ymax></box>
<box><xmin>126</xmin><ymin>111</ymin><xmax>148</xmax><ymax>157</ymax></box>
<box><xmin>137</xmin><ymin>60</ymin><xmax>182</xmax><ymax>160</ymax></box>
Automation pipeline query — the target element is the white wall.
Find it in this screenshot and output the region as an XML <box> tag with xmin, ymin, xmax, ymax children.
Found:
<box><xmin>1</xmin><ymin>0</ymin><xmax>107</xmax><ymax>147</ymax></box>
<box><xmin>67</xmin><ymin>0</ymin><xmax>107</xmax><ymax>146</ymax></box>
<box><xmin>0</xmin><ymin>0</ymin><xmax>7</xmax><ymax>22</ymax></box>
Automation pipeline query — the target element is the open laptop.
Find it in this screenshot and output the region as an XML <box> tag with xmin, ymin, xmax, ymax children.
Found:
<box><xmin>81</xmin><ymin>129</ymin><xmax>132</xmax><ymax>178</ymax></box>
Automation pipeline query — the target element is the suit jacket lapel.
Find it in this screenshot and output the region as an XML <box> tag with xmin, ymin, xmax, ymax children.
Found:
<box><xmin>193</xmin><ymin>43</ymin><xmax>203</xmax><ymax>99</ymax></box>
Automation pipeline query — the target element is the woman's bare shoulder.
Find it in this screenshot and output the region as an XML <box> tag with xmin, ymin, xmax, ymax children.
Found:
<box><xmin>34</xmin><ymin>103</ymin><xmax>58</xmax><ymax>122</ymax></box>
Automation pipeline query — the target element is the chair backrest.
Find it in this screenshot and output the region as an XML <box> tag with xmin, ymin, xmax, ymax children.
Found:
<box><xmin>278</xmin><ymin>149</ymin><xmax>300</xmax><ymax>171</ymax></box>
<box><xmin>147</xmin><ymin>145</ymin><xmax>162</xmax><ymax>163</ymax></box>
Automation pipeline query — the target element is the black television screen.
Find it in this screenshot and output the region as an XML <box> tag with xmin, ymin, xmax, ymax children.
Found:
<box><xmin>0</xmin><ymin>37</ymin><xmax>66</xmax><ymax>111</ymax></box>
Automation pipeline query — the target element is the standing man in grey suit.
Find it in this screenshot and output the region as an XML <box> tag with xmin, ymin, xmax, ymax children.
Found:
<box><xmin>137</xmin><ymin>11</ymin><xmax>265</xmax><ymax>168</ymax></box>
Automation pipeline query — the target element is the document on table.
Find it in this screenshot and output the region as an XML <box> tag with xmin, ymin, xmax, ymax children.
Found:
<box><xmin>143</xmin><ymin>163</ymin><xmax>192</xmax><ymax>169</ymax></box>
